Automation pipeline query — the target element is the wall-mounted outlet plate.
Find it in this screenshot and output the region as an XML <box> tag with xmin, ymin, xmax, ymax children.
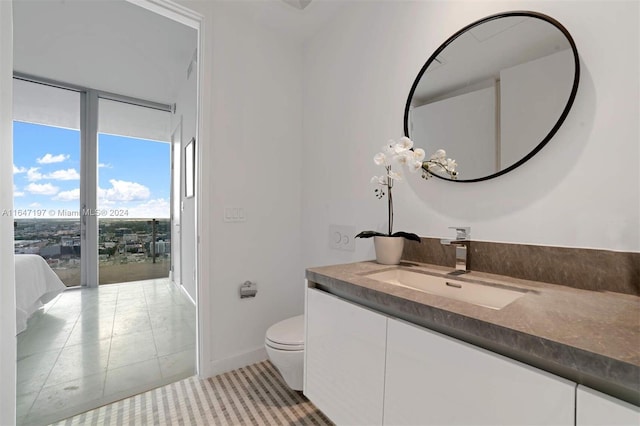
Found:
<box><xmin>329</xmin><ymin>225</ymin><xmax>356</xmax><ymax>252</ymax></box>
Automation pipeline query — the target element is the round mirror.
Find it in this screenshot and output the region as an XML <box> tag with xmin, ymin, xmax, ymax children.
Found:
<box><xmin>404</xmin><ymin>11</ymin><xmax>579</xmax><ymax>182</ymax></box>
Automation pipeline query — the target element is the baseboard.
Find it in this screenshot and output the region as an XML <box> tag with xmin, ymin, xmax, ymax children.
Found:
<box><xmin>180</xmin><ymin>284</ymin><xmax>196</xmax><ymax>306</ymax></box>
<box><xmin>170</xmin><ymin>277</ymin><xmax>196</xmax><ymax>306</ymax></box>
<box><xmin>201</xmin><ymin>346</ymin><xmax>268</xmax><ymax>378</ymax></box>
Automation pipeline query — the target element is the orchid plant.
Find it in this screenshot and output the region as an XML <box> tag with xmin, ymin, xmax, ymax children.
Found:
<box><xmin>355</xmin><ymin>137</ymin><xmax>458</xmax><ymax>242</ymax></box>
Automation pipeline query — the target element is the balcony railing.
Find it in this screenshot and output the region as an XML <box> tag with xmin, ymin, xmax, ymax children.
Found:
<box><xmin>14</xmin><ymin>218</ymin><xmax>171</xmax><ymax>286</ymax></box>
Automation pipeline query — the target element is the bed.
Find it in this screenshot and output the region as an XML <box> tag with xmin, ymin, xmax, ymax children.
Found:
<box><xmin>15</xmin><ymin>254</ymin><xmax>66</xmax><ymax>334</ymax></box>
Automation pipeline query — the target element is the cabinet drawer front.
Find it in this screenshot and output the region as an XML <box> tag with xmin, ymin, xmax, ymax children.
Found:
<box><xmin>305</xmin><ymin>288</ymin><xmax>386</xmax><ymax>425</ymax></box>
<box><xmin>384</xmin><ymin>318</ymin><xmax>575</xmax><ymax>426</ymax></box>
<box><xmin>577</xmin><ymin>385</ymin><xmax>640</xmax><ymax>425</ymax></box>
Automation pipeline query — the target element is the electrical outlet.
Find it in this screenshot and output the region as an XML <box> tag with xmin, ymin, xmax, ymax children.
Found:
<box><xmin>329</xmin><ymin>225</ymin><xmax>356</xmax><ymax>252</ymax></box>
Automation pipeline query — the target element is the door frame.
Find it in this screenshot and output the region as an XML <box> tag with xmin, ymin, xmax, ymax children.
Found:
<box><xmin>1</xmin><ymin>1</ymin><xmax>206</xmax><ymax>422</ymax></box>
<box><xmin>170</xmin><ymin>117</ymin><xmax>183</xmax><ymax>288</ymax></box>
<box><xmin>0</xmin><ymin>1</ymin><xmax>15</xmax><ymax>423</ymax></box>
<box><xmin>127</xmin><ymin>0</ymin><xmax>206</xmax><ymax>379</ymax></box>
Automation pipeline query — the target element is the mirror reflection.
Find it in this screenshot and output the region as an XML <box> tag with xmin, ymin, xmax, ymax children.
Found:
<box><xmin>405</xmin><ymin>12</ymin><xmax>579</xmax><ymax>182</ymax></box>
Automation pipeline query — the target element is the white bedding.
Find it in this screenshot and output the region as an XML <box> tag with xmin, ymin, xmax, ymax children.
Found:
<box><xmin>15</xmin><ymin>254</ymin><xmax>66</xmax><ymax>334</ymax></box>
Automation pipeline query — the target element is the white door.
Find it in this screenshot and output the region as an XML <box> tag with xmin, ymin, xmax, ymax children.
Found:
<box><xmin>170</xmin><ymin>121</ymin><xmax>182</xmax><ymax>287</ymax></box>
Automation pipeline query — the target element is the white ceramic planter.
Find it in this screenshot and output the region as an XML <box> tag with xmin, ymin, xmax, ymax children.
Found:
<box><xmin>374</xmin><ymin>236</ymin><xmax>404</xmax><ymax>265</ymax></box>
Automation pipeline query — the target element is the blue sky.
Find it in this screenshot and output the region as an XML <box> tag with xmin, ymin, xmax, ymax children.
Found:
<box><xmin>12</xmin><ymin>121</ymin><xmax>170</xmax><ymax>218</ymax></box>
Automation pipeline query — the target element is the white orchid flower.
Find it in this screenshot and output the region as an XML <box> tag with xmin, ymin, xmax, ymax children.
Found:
<box><xmin>395</xmin><ymin>151</ymin><xmax>412</xmax><ymax>166</ymax></box>
<box><xmin>363</xmin><ymin>138</ymin><xmax>459</xmax><ymax>239</ymax></box>
<box><xmin>388</xmin><ymin>170</ymin><xmax>403</xmax><ymax>181</ymax></box>
<box><xmin>371</xmin><ymin>175</ymin><xmax>386</xmax><ymax>185</ymax></box>
<box><xmin>394</xmin><ymin>137</ymin><xmax>413</xmax><ymax>153</ymax></box>
<box><xmin>409</xmin><ymin>160</ymin><xmax>423</xmax><ymax>173</ymax></box>
<box><xmin>383</xmin><ymin>140</ymin><xmax>396</xmax><ymax>155</ymax></box>
<box><xmin>373</xmin><ymin>152</ymin><xmax>387</xmax><ymax>166</ymax></box>
<box><xmin>430</xmin><ymin>149</ymin><xmax>446</xmax><ymax>161</ymax></box>
<box><xmin>426</xmin><ymin>162</ymin><xmax>444</xmax><ymax>173</ymax></box>
<box><xmin>446</xmin><ymin>158</ymin><xmax>457</xmax><ymax>170</ymax></box>
<box><xmin>412</xmin><ymin>148</ymin><xmax>426</xmax><ymax>162</ymax></box>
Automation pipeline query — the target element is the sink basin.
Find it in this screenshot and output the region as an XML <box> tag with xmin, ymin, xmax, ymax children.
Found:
<box><xmin>366</xmin><ymin>269</ymin><xmax>527</xmax><ymax>310</ymax></box>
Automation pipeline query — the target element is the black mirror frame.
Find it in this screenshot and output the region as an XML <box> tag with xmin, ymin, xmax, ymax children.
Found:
<box><xmin>404</xmin><ymin>10</ymin><xmax>580</xmax><ymax>183</ymax></box>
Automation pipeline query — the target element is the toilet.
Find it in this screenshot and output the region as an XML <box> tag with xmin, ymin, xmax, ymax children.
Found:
<box><xmin>265</xmin><ymin>315</ymin><xmax>304</xmax><ymax>391</ymax></box>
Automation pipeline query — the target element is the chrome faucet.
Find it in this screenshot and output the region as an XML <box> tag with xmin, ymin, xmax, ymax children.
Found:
<box><xmin>440</xmin><ymin>227</ymin><xmax>470</xmax><ymax>275</ymax></box>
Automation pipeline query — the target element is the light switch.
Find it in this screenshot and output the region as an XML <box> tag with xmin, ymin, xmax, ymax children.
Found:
<box><xmin>224</xmin><ymin>206</ymin><xmax>246</xmax><ymax>222</ymax></box>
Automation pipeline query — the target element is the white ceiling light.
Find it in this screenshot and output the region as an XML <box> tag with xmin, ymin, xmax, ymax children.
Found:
<box><xmin>281</xmin><ymin>0</ymin><xmax>312</xmax><ymax>10</ymax></box>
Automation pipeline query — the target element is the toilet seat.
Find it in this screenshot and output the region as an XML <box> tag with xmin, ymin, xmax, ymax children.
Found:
<box><xmin>265</xmin><ymin>315</ymin><xmax>304</xmax><ymax>351</ymax></box>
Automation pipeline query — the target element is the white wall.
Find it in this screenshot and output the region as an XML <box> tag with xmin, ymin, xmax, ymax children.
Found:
<box><xmin>0</xmin><ymin>1</ymin><xmax>16</xmax><ymax>424</ymax></box>
<box><xmin>501</xmin><ymin>49</ymin><xmax>575</xmax><ymax>168</ymax></box>
<box><xmin>177</xmin><ymin>0</ymin><xmax>304</xmax><ymax>376</ymax></box>
<box><xmin>302</xmin><ymin>0</ymin><xmax>639</xmax><ymax>272</ymax></box>
<box><xmin>412</xmin><ymin>86</ymin><xmax>497</xmax><ymax>179</ymax></box>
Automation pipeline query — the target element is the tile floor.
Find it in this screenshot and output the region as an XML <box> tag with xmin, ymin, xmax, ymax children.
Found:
<box><xmin>16</xmin><ymin>278</ymin><xmax>196</xmax><ymax>426</ymax></box>
<box><xmin>52</xmin><ymin>361</ymin><xmax>332</xmax><ymax>426</ymax></box>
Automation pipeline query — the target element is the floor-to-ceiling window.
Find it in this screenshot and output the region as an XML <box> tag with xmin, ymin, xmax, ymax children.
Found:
<box><xmin>97</xmin><ymin>97</ymin><xmax>172</xmax><ymax>285</ymax></box>
<box><xmin>13</xmin><ymin>78</ymin><xmax>173</xmax><ymax>286</ymax></box>
<box><xmin>13</xmin><ymin>78</ymin><xmax>194</xmax><ymax>426</ymax></box>
<box><xmin>12</xmin><ymin>79</ymin><xmax>82</xmax><ymax>286</ymax></box>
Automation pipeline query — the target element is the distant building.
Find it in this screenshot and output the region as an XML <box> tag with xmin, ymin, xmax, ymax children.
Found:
<box><xmin>61</xmin><ymin>237</ymin><xmax>79</xmax><ymax>247</ymax></box>
<box><xmin>147</xmin><ymin>240</ymin><xmax>170</xmax><ymax>256</ymax></box>
<box><xmin>14</xmin><ymin>246</ymin><xmax>39</xmax><ymax>255</ymax></box>
<box><xmin>41</xmin><ymin>245</ymin><xmax>62</xmax><ymax>258</ymax></box>
<box><xmin>114</xmin><ymin>228</ymin><xmax>132</xmax><ymax>238</ymax></box>
<box><xmin>123</xmin><ymin>234</ymin><xmax>138</xmax><ymax>243</ymax></box>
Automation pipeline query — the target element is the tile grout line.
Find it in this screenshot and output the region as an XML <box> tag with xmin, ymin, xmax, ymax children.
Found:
<box><xmin>102</xmin><ymin>284</ymin><xmax>119</xmax><ymax>397</ymax></box>
<box><xmin>143</xmin><ymin>280</ymin><xmax>163</xmax><ymax>378</ymax></box>
<box><xmin>23</xmin><ymin>307</ymin><xmax>82</xmax><ymax>423</ymax></box>
<box><xmin>103</xmin><ymin>284</ymin><xmax>118</xmax><ymax>400</ymax></box>
<box><xmin>17</xmin><ymin>279</ymin><xmax>196</xmax><ymax>425</ymax></box>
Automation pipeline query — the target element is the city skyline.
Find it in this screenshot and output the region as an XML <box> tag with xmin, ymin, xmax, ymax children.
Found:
<box><xmin>12</xmin><ymin>121</ymin><xmax>171</xmax><ymax>219</ymax></box>
<box><xmin>14</xmin><ymin>217</ymin><xmax>172</xmax><ymax>286</ymax></box>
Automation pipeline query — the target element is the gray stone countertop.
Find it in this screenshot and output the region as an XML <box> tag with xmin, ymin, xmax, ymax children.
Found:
<box><xmin>306</xmin><ymin>260</ymin><xmax>640</xmax><ymax>406</ymax></box>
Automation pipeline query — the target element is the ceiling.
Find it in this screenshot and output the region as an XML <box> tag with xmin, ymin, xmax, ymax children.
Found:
<box><xmin>12</xmin><ymin>0</ymin><xmax>197</xmax><ymax>105</ymax></box>
<box><xmin>12</xmin><ymin>0</ymin><xmax>349</xmax><ymax>105</ymax></box>
<box><xmin>413</xmin><ymin>16</ymin><xmax>573</xmax><ymax>104</ymax></box>
<box><xmin>221</xmin><ymin>0</ymin><xmax>349</xmax><ymax>44</ymax></box>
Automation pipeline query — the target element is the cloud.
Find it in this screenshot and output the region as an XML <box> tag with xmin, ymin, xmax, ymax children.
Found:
<box><xmin>13</xmin><ymin>164</ymin><xmax>26</xmax><ymax>174</ymax></box>
<box><xmin>13</xmin><ymin>185</ymin><xmax>25</xmax><ymax>197</ymax></box>
<box><xmin>37</xmin><ymin>153</ymin><xmax>69</xmax><ymax>164</ymax></box>
<box><xmin>25</xmin><ymin>182</ymin><xmax>59</xmax><ymax>196</ymax></box>
<box><xmin>99</xmin><ymin>179</ymin><xmax>150</xmax><ymax>202</ymax></box>
<box><xmin>119</xmin><ymin>198</ymin><xmax>170</xmax><ymax>219</ymax></box>
<box><xmin>29</xmin><ymin>202</ymin><xmax>42</xmax><ymax>208</ymax></box>
<box><xmin>27</xmin><ymin>167</ymin><xmax>43</xmax><ymax>181</ymax></box>
<box><xmin>98</xmin><ymin>163</ymin><xmax>112</xmax><ymax>169</ymax></box>
<box><xmin>53</xmin><ymin>188</ymin><xmax>80</xmax><ymax>201</ymax></box>
<box><xmin>27</xmin><ymin>167</ymin><xmax>80</xmax><ymax>181</ymax></box>
<box><xmin>46</xmin><ymin>168</ymin><xmax>80</xmax><ymax>180</ymax></box>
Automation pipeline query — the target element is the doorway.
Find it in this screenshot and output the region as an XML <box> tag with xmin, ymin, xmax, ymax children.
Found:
<box><xmin>11</xmin><ymin>0</ymin><xmax>201</xmax><ymax>423</ymax></box>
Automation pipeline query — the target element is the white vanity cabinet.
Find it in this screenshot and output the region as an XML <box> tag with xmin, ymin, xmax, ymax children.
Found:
<box><xmin>383</xmin><ymin>317</ymin><xmax>576</xmax><ymax>425</ymax></box>
<box><xmin>576</xmin><ymin>385</ymin><xmax>640</xmax><ymax>425</ymax></box>
<box><xmin>304</xmin><ymin>288</ymin><xmax>387</xmax><ymax>425</ymax></box>
<box><xmin>305</xmin><ymin>287</ymin><xmax>639</xmax><ymax>426</ymax></box>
